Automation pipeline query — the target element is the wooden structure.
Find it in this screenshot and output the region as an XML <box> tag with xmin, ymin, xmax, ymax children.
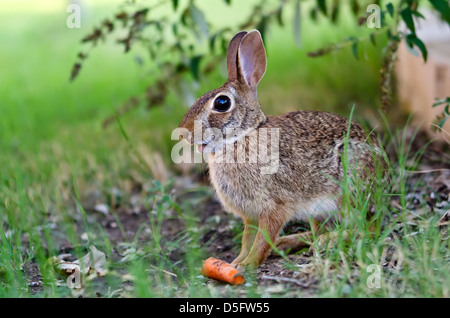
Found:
<box><xmin>395</xmin><ymin>11</ymin><xmax>450</xmax><ymax>142</ymax></box>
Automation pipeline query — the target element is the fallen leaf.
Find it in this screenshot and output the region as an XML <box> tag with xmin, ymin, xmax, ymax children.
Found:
<box><xmin>75</xmin><ymin>245</ymin><xmax>108</xmax><ymax>277</ymax></box>
<box><xmin>51</xmin><ymin>256</ymin><xmax>81</xmax><ymax>277</ymax></box>
<box><xmin>51</xmin><ymin>246</ymin><xmax>108</xmax><ymax>280</ymax></box>
<box><xmin>94</xmin><ymin>204</ymin><xmax>110</xmax><ymax>215</ymax></box>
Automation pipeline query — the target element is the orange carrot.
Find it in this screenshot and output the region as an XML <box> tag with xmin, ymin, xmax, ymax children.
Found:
<box><xmin>200</xmin><ymin>257</ymin><xmax>245</xmax><ymax>285</ymax></box>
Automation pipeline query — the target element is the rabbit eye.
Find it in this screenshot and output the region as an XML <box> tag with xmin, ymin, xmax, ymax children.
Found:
<box><xmin>213</xmin><ymin>95</ymin><xmax>232</xmax><ymax>112</ymax></box>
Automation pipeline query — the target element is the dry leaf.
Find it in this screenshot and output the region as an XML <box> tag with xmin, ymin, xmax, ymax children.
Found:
<box><xmin>94</xmin><ymin>204</ymin><xmax>110</xmax><ymax>215</ymax></box>
<box><xmin>75</xmin><ymin>245</ymin><xmax>108</xmax><ymax>277</ymax></box>
<box><xmin>51</xmin><ymin>246</ymin><xmax>108</xmax><ymax>279</ymax></box>
<box><xmin>51</xmin><ymin>256</ymin><xmax>81</xmax><ymax>277</ymax></box>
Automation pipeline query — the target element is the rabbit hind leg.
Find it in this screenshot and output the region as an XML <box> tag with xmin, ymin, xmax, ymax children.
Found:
<box><xmin>275</xmin><ymin>232</ymin><xmax>314</xmax><ymax>253</ymax></box>
<box><xmin>274</xmin><ymin>219</ymin><xmax>327</xmax><ymax>253</ymax></box>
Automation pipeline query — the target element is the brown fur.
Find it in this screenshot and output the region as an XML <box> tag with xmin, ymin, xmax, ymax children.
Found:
<box><xmin>178</xmin><ymin>30</ymin><xmax>379</xmax><ymax>270</ymax></box>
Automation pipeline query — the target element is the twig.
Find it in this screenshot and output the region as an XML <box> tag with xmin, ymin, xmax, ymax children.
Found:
<box><xmin>261</xmin><ymin>275</ymin><xmax>310</xmax><ymax>288</ymax></box>
<box><xmin>405</xmin><ymin>169</ymin><xmax>450</xmax><ymax>174</ymax></box>
<box><xmin>430</xmin><ymin>123</ymin><xmax>450</xmax><ymax>144</ymax></box>
<box><xmin>148</xmin><ymin>264</ymin><xmax>178</xmax><ymax>278</ymax></box>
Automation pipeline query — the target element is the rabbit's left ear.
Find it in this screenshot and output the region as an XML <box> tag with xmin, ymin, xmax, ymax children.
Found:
<box><xmin>238</xmin><ymin>30</ymin><xmax>267</xmax><ymax>88</ymax></box>
<box><xmin>227</xmin><ymin>31</ymin><xmax>248</xmax><ymax>82</ymax></box>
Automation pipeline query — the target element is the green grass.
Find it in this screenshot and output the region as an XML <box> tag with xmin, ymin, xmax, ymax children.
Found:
<box><xmin>0</xmin><ymin>0</ymin><xmax>448</xmax><ymax>298</ymax></box>
<box><xmin>303</xmin><ymin>111</ymin><xmax>449</xmax><ymax>298</ymax></box>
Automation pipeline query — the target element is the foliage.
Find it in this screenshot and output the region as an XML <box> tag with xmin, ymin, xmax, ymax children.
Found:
<box><xmin>70</xmin><ymin>0</ymin><xmax>450</xmax><ymax>127</ymax></box>
<box><xmin>307</xmin><ymin>0</ymin><xmax>450</xmax><ymax>121</ymax></box>
<box><xmin>432</xmin><ymin>97</ymin><xmax>450</xmax><ymax>131</ymax></box>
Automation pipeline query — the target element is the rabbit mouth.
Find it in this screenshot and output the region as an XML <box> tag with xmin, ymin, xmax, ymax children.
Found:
<box><xmin>196</xmin><ymin>143</ymin><xmax>208</xmax><ymax>153</ymax></box>
<box><xmin>195</xmin><ymin>136</ymin><xmax>216</xmax><ymax>153</ymax></box>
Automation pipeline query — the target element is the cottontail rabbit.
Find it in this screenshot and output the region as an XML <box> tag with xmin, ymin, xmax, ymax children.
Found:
<box><xmin>178</xmin><ymin>30</ymin><xmax>380</xmax><ymax>270</ymax></box>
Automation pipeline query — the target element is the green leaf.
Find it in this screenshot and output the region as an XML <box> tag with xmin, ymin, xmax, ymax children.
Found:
<box><xmin>190</xmin><ymin>55</ymin><xmax>202</xmax><ymax>80</ymax></box>
<box><xmin>293</xmin><ymin>0</ymin><xmax>302</xmax><ymax>48</ymax></box>
<box><xmin>380</xmin><ymin>11</ymin><xmax>387</xmax><ymax>28</ymax></box>
<box><xmin>386</xmin><ymin>29</ymin><xmax>401</xmax><ymax>42</ymax></box>
<box><xmin>223</xmin><ymin>0</ymin><xmax>232</xmax><ymax>5</ymax></box>
<box><xmin>433</xmin><ymin>97</ymin><xmax>450</xmax><ymax>107</ymax></box>
<box><xmin>369</xmin><ymin>33</ymin><xmax>377</xmax><ymax>46</ymax></box>
<box><xmin>189</xmin><ymin>3</ymin><xmax>209</xmax><ymax>38</ymax></box>
<box><xmin>351</xmin><ymin>40</ymin><xmax>359</xmax><ymax>60</ymax></box>
<box><xmin>405</xmin><ymin>35</ymin><xmax>420</xmax><ymax>57</ymax></box>
<box><xmin>386</xmin><ymin>3</ymin><xmax>394</xmax><ymax>18</ymax></box>
<box><xmin>407</xmin><ymin>34</ymin><xmax>428</xmax><ymax>62</ymax></box>
<box><xmin>317</xmin><ymin>0</ymin><xmax>327</xmax><ymax>15</ymax></box>
<box><xmin>331</xmin><ymin>0</ymin><xmax>339</xmax><ymax>23</ymax></box>
<box><xmin>310</xmin><ymin>7</ymin><xmax>318</xmax><ymax>21</ymax></box>
<box><xmin>350</xmin><ymin>0</ymin><xmax>360</xmax><ymax>15</ymax></box>
<box><xmin>411</xmin><ymin>10</ymin><xmax>425</xmax><ymax>19</ymax></box>
<box><xmin>439</xmin><ymin>116</ymin><xmax>449</xmax><ymax>129</ymax></box>
<box><xmin>172</xmin><ymin>23</ymin><xmax>178</xmax><ymax>37</ymax></box>
<box><xmin>410</xmin><ymin>37</ymin><xmax>427</xmax><ymax>62</ymax></box>
<box><xmin>276</xmin><ymin>7</ymin><xmax>284</xmax><ymax>26</ymax></box>
<box><xmin>256</xmin><ymin>16</ymin><xmax>268</xmax><ymax>44</ymax></box>
<box><xmin>401</xmin><ymin>8</ymin><xmax>415</xmax><ymax>34</ymax></box>
<box><xmin>220</xmin><ymin>35</ymin><xmax>228</xmax><ymax>54</ymax></box>
<box><xmin>209</xmin><ymin>31</ymin><xmax>222</xmax><ymax>52</ymax></box>
<box><xmin>429</xmin><ymin>0</ymin><xmax>450</xmax><ymax>24</ymax></box>
<box><xmin>181</xmin><ymin>8</ymin><xmax>190</xmax><ymax>26</ymax></box>
<box><xmin>172</xmin><ymin>0</ymin><xmax>179</xmax><ymax>11</ymax></box>
<box><xmin>209</xmin><ymin>33</ymin><xmax>217</xmax><ymax>52</ymax></box>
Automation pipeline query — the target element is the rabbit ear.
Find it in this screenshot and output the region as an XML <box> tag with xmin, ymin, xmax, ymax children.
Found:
<box><xmin>227</xmin><ymin>31</ymin><xmax>248</xmax><ymax>81</ymax></box>
<box><xmin>238</xmin><ymin>30</ymin><xmax>267</xmax><ymax>88</ymax></box>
